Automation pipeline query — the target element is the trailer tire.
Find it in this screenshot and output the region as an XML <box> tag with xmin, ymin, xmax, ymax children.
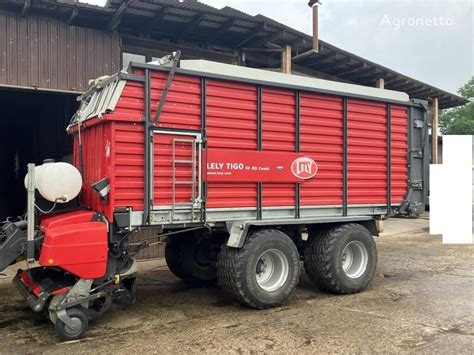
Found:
<box><xmin>217</xmin><ymin>229</ymin><xmax>300</xmax><ymax>309</ymax></box>
<box><xmin>180</xmin><ymin>237</ymin><xmax>219</xmax><ymax>285</ymax></box>
<box><xmin>165</xmin><ymin>237</ymin><xmax>188</xmax><ymax>281</ymax></box>
<box><xmin>165</xmin><ymin>235</ymin><xmax>219</xmax><ymax>285</ymax></box>
<box><xmin>304</xmin><ymin>223</ymin><xmax>377</xmax><ymax>294</ymax></box>
<box><xmin>54</xmin><ymin>307</ymin><xmax>89</xmax><ymax>341</ymax></box>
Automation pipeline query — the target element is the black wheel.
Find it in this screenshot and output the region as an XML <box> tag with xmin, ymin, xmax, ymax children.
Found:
<box><xmin>217</xmin><ymin>229</ymin><xmax>301</xmax><ymax>309</ymax></box>
<box><xmin>165</xmin><ymin>234</ymin><xmax>221</xmax><ymax>285</ymax></box>
<box><xmin>180</xmin><ymin>237</ymin><xmax>219</xmax><ymax>284</ymax></box>
<box><xmin>165</xmin><ymin>237</ymin><xmax>188</xmax><ymax>280</ymax></box>
<box><xmin>304</xmin><ymin>223</ymin><xmax>377</xmax><ymax>294</ymax></box>
<box><xmin>54</xmin><ymin>307</ymin><xmax>89</xmax><ymax>341</ymax></box>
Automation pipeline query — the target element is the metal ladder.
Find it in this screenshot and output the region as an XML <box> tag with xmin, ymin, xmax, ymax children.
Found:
<box><xmin>171</xmin><ymin>138</ymin><xmax>198</xmax><ymax>222</ymax></box>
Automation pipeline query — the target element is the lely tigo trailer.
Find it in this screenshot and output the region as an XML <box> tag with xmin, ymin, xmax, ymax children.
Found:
<box><xmin>0</xmin><ymin>52</ymin><xmax>428</xmax><ymax>340</ymax></box>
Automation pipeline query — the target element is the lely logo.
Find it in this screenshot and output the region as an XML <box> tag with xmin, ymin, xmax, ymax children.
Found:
<box><xmin>291</xmin><ymin>157</ymin><xmax>318</xmax><ymax>180</ymax></box>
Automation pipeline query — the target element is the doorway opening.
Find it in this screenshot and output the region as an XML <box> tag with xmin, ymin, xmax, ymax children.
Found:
<box><xmin>0</xmin><ymin>88</ymin><xmax>79</xmax><ymax>220</ymax></box>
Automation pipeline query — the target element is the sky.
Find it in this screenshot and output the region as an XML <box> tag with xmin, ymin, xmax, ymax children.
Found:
<box><xmin>81</xmin><ymin>0</ymin><xmax>473</xmax><ymax>96</ymax></box>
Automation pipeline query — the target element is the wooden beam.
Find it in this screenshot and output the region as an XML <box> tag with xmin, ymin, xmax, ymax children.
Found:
<box><xmin>378</xmin><ymin>73</ymin><xmax>398</xmax><ymax>84</ymax></box>
<box><xmin>317</xmin><ymin>57</ymin><xmax>354</xmax><ymax>73</ymax></box>
<box><xmin>21</xmin><ymin>0</ymin><xmax>30</xmax><ymax>17</ymax></box>
<box><xmin>431</xmin><ymin>97</ymin><xmax>439</xmax><ymax>164</ymax></box>
<box><xmin>386</xmin><ymin>78</ymin><xmax>409</xmax><ymax>87</ymax></box>
<box><xmin>244</xmin><ymin>52</ymin><xmax>352</xmax><ymax>82</ymax></box>
<box><xmin>108</xmin><ymin>0</ymin><xmax>135</xmax><ymax>31</ymax></box>
<box><xmin>144</xmin><ymin>6</ymin><xmax>167</xmax><ymax>37</ymax></box>
<box><xmin>391</xmin><ymin>81</ymin><xmax>416</xmax><ymax>92</ymax></box>
<box><xmin>122</xmin><ymin>36</ymin><xmax>237</xmax><ymax>63</ymax></box>
<box><xmin>337</xmin><ymin>63</ymin><xmax>367</xmax><ymax>77</ymax></box>
<box><xmin>409</xmin><ymin>86</ymin><xmax>434</xmax><ymax>97</ymax></box>
<box><xmin>175</xmin><ymin>13</ymin><xmax>206</xmax><ymax>41</ymax></box>
<box><xmin>235</xmin><ymin>23</ymin><xmax>267</xmax><ymax>48</ymax></box>
<box><xmin>208</xmin><ymin>18</ymin><xmax>236</xmax><ymax>41</ymax></box>
<box><xmin>244</xmin><ymin>52</ymin><xmax>282</xmax><ymax>67</ymax></box>
<box><xmin>345</xmin><ymin>67</ymin><xmax>380</xmax><ymax>80</ymax></box>
<box><xmin>67</xmin><ymin>8</ymin><xmax>78</xmax><ymax>26</ymax></box>
<box><xmin>243</xmin><ymin>48</ymin><xmax>284</xmax><ymax>53</ymax></box>
<box><xmin>291</xmin><ymin>37</ymin><xmax>309</xmax><ymax>49</ymax></box>
<box><xmin>246</xmin><ymin>30</ymin><xmax>287</xmax><ymax>48</ymax></box>
<box><xmin>376</xmin><ymin>78</ymin><xmax>385</xmax><ymax>89</ymax></box>
<box><xmin>350</xmin><ymin>71</ymin><xmax>385</xmax><ymax>84</ymax></box>
<box><xmin>281</xmin><ymin>45</ymin><xmax>292</xmax><ymax>74</ymax></box>
<box><xmin>308</xmin><ymin>53</ymin><xmax>345</xmax><ymax>69</ymax></box>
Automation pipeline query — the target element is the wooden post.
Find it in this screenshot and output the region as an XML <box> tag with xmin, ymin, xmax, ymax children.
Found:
<box><xmin>431</xmin><ymin>97</ymin><xmax>439</xmax><ymax>164</ymax></box>
<box><xmin>376</xmin><ymin>78</ymin><xmax>385</xmax><ymax>89</ymax></box>
<box><xmin>281</xmin><ymin>45</ymin><xmax>292</xmax><ymax>74</ymax></box>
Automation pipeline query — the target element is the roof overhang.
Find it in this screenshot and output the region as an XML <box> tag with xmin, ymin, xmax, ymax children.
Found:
<box><xmin>0</xmin><ymin>0</ymin><xmax>467</xmax><ymax>109</ymax></box>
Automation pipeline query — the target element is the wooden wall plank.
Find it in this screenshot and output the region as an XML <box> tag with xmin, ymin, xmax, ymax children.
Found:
<box><xmin>0</xmin><ymin>10</ymin><xmax>120</xmax><ymax>92</ymax></box>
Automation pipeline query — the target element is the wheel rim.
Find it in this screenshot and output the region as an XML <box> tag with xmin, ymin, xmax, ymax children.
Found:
<box><xmin>64</xmin><ymin>317</ymin><xmax>82</xmax><ymax>336</ymax></box>
<box><xmin>341</xmin><ymin>241</ymin><xmax>369</xmax><ymax>279</ymax></box>
<box><xmin>255</xmin><ymin>249</ymin><xmax>289</xmax><ymax>292</ymax></box>
<box><xmin>194</xmin><ymin>240</ymin><xmax>218</xmax><ymax>270</ymax></box>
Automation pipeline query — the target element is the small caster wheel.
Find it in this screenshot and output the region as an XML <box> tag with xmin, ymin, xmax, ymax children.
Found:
<box><xmin>54</xmin><ymin>307</ymin><xmax>89</xmax><ymax>341</ymax></box>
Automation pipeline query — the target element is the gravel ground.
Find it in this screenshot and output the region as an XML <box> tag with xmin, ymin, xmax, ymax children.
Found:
<box><xmin>0</xmin><ymin>216</ymin><xmax>473</xmax><ymax>354</ymax></box>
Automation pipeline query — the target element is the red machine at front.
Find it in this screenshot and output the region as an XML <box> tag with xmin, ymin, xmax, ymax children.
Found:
<box><xmin>0</xmin><ymin>160</ymin><xmax>139</xmax><ymax>341</ymax></box>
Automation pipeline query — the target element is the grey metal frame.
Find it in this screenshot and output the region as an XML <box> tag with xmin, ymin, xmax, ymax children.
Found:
<box><xmin>226</xmin><ymin>216</ymin><xmax>376</xmax><ymax>248</ymax></box>
<box><xmin>26</xmin><ymin>163</ymin><xmax>35</xmax><ymax>262</ymax></box>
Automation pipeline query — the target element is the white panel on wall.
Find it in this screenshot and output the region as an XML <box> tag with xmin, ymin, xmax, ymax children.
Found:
<box><xmin>430</xmin><ymin>135</ymin><xmax>473</xmax><ymax>244</ymax></box>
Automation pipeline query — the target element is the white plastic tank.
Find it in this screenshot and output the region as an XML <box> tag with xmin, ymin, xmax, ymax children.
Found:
<box><xmin>25</xmin><ymin>161</ymin><xmax>83</xmax><ymax>203</ymax></box>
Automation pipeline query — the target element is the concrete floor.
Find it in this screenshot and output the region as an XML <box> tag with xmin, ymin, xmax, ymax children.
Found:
<box><xmin>0</xmin><ymin>216</ymin><xmax>473</xmax><ymax>354</ymax></box>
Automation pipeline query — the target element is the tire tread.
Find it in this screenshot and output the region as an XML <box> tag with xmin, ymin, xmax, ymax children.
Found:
<box><xmin>304</xmin><ymin>223</ymin><xmax>376</xmax><ymax>294</ymax></box>
<box><xmin>217</xmin><ymin>229</ymin><xmax>300</xmax><ymax>309</ymax></box>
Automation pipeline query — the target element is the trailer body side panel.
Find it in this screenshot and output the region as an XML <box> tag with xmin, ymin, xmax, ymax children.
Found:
<box><xmin>300</xmin><ymin>93</ymin><xmax>344</xmax><ymax>207</ymax></box>
<box><xmin>73</xmin><ymin>64</ymin><xmax>414</xmax><ymax>223</ymax></box>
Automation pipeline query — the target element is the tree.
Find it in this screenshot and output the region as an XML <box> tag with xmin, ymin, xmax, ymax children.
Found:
<box><xmin>439</xmin><ymin>77</ymin><xmax>474</xmax><ymax>135</ymax></box>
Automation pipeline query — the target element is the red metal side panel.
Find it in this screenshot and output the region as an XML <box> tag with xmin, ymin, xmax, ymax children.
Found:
<box><xmin>300</xmin><ymin>93</ymin><xmax>344</xmax><ymax>206</ymax></box>
<box><xmin>108</xmin><ymin>72</ymin><xmax>201</xmax><ymax>129</ymax></box>
<box><xmin>347</xmin><ymin>99</ymin><xmax>387</xmax><ymax>205</ymax></box>
<box><xmin>153</xmin><ymin>133</ymin><xmax>196</xmax><ymax>206</ymax></box>
<box><xmin>109</xmin><ymin>80</ymin><xmax>145</xmax><ymax>122</ymax></box>
<box><xmin>150</xmin><ymin>72</ymin><xmax>202</xmax><ymax>131</ymax></box>
<box><xmin>73</xmin><ymin>121</ymin><xmax>114</xmax><ymax>219</ymax></box>
<box><xmin>391</xmin><ymin>105</ymin><xmax>408</xmax><ymax>204</ymax></box>
<box><xmin>77</xmin><ymin>68</ymin><xmax>410</xmax><ymax>219</ymax></box>
<box><xmin>262</xmin><ymin>87</ymin><xmax>296</xmax><ymax>207</ymax></box>
<box><xmin>206</xmin><ymin>79</ymin><xmax>258</xmax><ymax>208</ymax></box>
<box><xmin>113</xmin><ymin>121</ymin><xmax>145</xmax><ymax>211</ymax></box>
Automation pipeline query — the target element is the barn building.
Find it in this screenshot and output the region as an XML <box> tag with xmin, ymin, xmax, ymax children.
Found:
<box><xmin>0</xmin><ymin>0</ymin><xmax>466</xmax><ymax>256</ymax></box>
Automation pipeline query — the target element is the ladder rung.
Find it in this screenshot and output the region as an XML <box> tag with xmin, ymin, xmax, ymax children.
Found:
<box><xmin>175</xmin><ymin>181</ymin><xmax>194</xmax><ymax>185</ymax></box>
<box><xmin>174</xmin><ymin>160</ymin><xmax>194</xmax><ymax>164</ymax></box>
<box><xmin>174</xmin><ymin>139</ymin><xmax>195</xmax><ymax>143</ymax></box>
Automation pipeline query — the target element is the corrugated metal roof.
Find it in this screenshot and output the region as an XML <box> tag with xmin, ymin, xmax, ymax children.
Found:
<box><xmin>180</xmin><ymin>59</ymin><xmax>410</xmax><ymax>103</ymax></box>
<box><xmin>0</xmin><ymin>0</ymin><xmax>467</xmax><ymax>109</ymax></box>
